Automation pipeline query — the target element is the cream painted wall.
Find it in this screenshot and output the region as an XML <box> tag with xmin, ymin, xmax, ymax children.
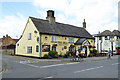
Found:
<box><xmin>41</xmin><ymin>34</ymin><xmax>79</xmax><ymax>57</ymax></box>
<box><xmin>16</xmin><ymin>18</ymin><xmax>40</xmax><ymax>57</ymax></box>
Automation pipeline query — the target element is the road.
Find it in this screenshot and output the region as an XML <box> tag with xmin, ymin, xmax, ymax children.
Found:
<box><xmin>1</xmin><ymin>54</ymin><xmax>119</xmax><ymax>79</ymax></box>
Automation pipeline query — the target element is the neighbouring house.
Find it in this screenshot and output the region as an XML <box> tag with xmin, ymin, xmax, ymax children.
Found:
<box><xmin>16</xmin><ymin>10</ymin><xmax>95</xmax><ymax>58</ymax></box>
<box><xmin>1</xmin><ymin>34</ymin><xmax>19</xmax><ymax>55</ymax></box>
<box><xmin>2</xmin><ymin>34</ymin><xmax>19</xmax><ymax>49</ymax></box>
<box><xmin>94</xmin><ymin>30</ymin><xmax>120</xmax><ymax>55</ymax></box>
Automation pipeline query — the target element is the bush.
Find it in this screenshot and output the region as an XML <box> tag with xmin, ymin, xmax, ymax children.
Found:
<box><xmin>88</xmin><ymin>53</ymin><xmax>93</xmax><ymax>57</ymax></box>
<box><xmin>43</xmin><ymin>54</ymin><xmax>48</xmax><ymax>59</ymax></box>
<box><xmin>48</xmin><ymin>50</ymin><xmax>58</xmax><ymax>58</ymax></box>
<box><xmin>66</xmin><ymin>51</ymin><xmax>72</xmax><ymax>57</ymax></box>
<box><xmin>59</xmin><ymin>54</ymin><xmax>62</xmax><ymax>57</ymax></box>
<box><xmin>93</xmin><ymin>49</ymin><xmax>98</xmax><ymax>56</ymax></box>
<box><xmin>93</xmin><ymin>49</ymin><xmax>97</xmax><ymax>53</ymax></box>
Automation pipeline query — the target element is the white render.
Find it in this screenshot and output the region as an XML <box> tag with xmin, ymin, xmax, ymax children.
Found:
<box><xmin>95</xmin><ymin>36</ymin><xmax>119</xmax><ymax>53</ymax></box>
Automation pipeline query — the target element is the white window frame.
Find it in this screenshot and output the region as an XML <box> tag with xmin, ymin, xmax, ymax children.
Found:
<box><xmin>27</xmin><ymin>46</ymin><xmax>32</xmax><ymax>53</ymax></box>
<box><xmin>51</xmin><ymin>36</ymin><xmax>56</xmax><ymax>42</ymax></box>
<box><xmin>69</xmin><ymin>37</ymin><xmax>74</xmax><ymax>43</ymax></box>
<box><xmin>28</xmin><ymin>33</ymin><xmax>32</xmax><ymax>40</ymax></box>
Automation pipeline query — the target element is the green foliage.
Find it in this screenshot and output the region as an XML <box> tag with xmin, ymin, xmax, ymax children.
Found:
<box><xmin>59</xmin><ymin>54</ymin><xmax>62</xmax><ymax>57</ymax></box>
<box><xmin>66</xmin><ymin>51</ymin><xmax>71</xmax><ymax>56</ymax></box>
<box><xmin>93</xmin><ymin>49</ymin><xmax>97</xmax><ymax>53</ymax></box>
<box><xmin>48</xmin><ymin>50</ymin><xmax>58</xmax><ymax>58</ymax></box>
<box><xmin>43</xmin><ymin>54</ymin><xmax>48</xmax><ymax>59</ymax></box>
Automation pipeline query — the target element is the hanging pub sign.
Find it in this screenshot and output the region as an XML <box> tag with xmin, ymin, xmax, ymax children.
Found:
<box><xmin>42</xmin><ymin>45</ymin><xmax>50</xmax><ymax>52</ymax></box>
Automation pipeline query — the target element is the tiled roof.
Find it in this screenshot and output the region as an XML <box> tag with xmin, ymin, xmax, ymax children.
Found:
<box><xmin>113</xmin><ymin>30</ymin><xmax>120</xmax><ymax>37</ymax></box>
<box><xmin>13</xmin><ymin>39</ymin><xmax>19</xmax><ymax>42</ymax></box>
<box><xmin>96</xmin><ymin>30</ymin><xmax>120</xmax><ymax>37</ymax></box>
<box><xmin>74</xmin><ymin>38</ymin><xmax>86</xmax><ymax>45</ymax></box>
<box><xmin>30</xmin><ymin>17</ymin><xmax>94</xmax><ymax>39</ymax></box>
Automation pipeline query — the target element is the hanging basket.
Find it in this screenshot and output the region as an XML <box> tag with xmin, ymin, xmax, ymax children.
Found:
<box><xmin>64</xmin><ymin>46</ymin><xmax>67</xmax><ymax>49</ymax></box>
<box><xmin>92</xmin><ymin>45</ymin><xmax>96</xmax><ymax>48</ymax></box>
<box><xmin>83</xmin><ymin>45</ymin><xmax>86</xmax><ymax>48</ymax></box>
<box><xmin>89</xmin><ymin>45</ymin><xmax>92</xmax><ymax>48</ymax></box>
<box><xmin>52</xmin><ymin>44</ymin><xmax>57</xmax><ymax>47</ymax></box>
<box><xmin>70</xmin><ymin>45</ymin><xmax>75</xmax><ymax>47</ymax></box>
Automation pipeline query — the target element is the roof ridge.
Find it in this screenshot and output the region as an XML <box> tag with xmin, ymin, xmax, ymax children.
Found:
<box><xmin>30</xmin><ymin>16</ymin><xmax>84</xmax><ymax>29</ymax></box>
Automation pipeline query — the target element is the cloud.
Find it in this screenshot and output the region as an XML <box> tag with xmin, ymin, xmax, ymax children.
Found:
<box><xmin>0</xmin><ymin>12</ymin><xmax>27</xmax><ymax>38</ymax></box>
<box><xmin>33</xmin><ymin>0</ymin><xmax>118</xmax><ymax>34</ymax></box>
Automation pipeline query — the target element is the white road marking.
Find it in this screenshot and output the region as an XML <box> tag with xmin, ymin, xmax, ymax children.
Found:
<box><xmin>15</xmin><ymin>60</ymin><xmax>79</xmax><ymax>68</ymax></box>
<box><xmin>40</xmin><ymin>62</ymin><xmax>79</xmax><ymax>68</ymax></box>
<box><xmin>45</xmin><ymin>76</ymin><xmax>53</xmax><ymax>78</ymax></box>
<box><xmin>74</xmin><ymin>66</ymin><xmax>103</xmax><ymax>73</ymax></box>
<box><xmin>112</xmin><ymin>63</ymin><xmax>119</xmax><ymax>65</ymax></box>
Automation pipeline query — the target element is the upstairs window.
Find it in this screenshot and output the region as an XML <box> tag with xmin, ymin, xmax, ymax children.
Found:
<box><xmin>99</xmin><ymin>37</ymin><xmax>102</xmax><ymax>40</ymax></box>
<box><xmin>51</xmin><ymin>36</ymin><xmax>56</xmax><ymax>42</ymax></box>
<box><xmin>69</xmin><ymin>38</ymin><xmax>74</xmax><ymax>43</ymax></box>
<box><xmin>28</xmin><ymin>33</ymin><xmax>32</xmax><ymax>40</ymax></box>
<box><xmin>37</xmin><ymin>37</ymin><xmax>39</xmax><ymax>42</ymax></box>
<box><xmin>105</xmin><ymin>36</ymin><xmax>108</xmax><ymax>40</ymax></box>
<box><xmin>27</xmin><ymin>46</ymin><xmax>32</xmax><ymax>53</ymax></box>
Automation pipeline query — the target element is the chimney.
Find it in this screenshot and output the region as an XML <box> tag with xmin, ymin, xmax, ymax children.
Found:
<box><xmin>46</xmin><ymin>10</ymin><xmax>55</xmax><ymax>23</ymax></box>
<box><xmin>3</xmin><ymin>36</ymin><xmax>5</xmax><ymax>39</ymax></box>
<box><xmin>6</xmin><ymin>34</ymin><xmax>8</xmax><ymax>37</ymax></box>
<box><xmin>83</xmin><ymin>19</ymin><xmax>86</xmax><ymax>29</ymax></box>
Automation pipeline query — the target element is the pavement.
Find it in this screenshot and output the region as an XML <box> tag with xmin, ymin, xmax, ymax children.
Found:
<box><xmin>6</xmin><ymin>54</ymin><xmax>118</xmax><ymax>63</ymax></box>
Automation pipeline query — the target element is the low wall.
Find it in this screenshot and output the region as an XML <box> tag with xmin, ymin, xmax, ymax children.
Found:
<box><xmin>1</xmin><ymin>49</ymin><xmax>15</xmax><ymax>55</ymax></box>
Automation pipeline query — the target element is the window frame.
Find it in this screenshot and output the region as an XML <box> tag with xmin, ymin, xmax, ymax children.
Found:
<box><xmin>68</xmin><ymin>37</ymin><xmax>74</xmax><ymax>43</ymax></box>
<box><xmin>28</xmin><ymin>33</ymin><xmax>32</xmax><ymax>40</ymax></box>
<box><xmin>27</xmin><ymin>46</ymin><xmax>32</xmax><ymax>53</ymax></box>
<box><xmin>105</xmin><ymin>36</ymin><xmax>108</xmax><ymax>40</ymax></box>
<box><xmin>51</xmin><ymin>36</ymin><xmax>56</xmax><ymax>42</ymax></box>
<box><xmin>36</xmin><ymin>45</ymin><xmax>39</xmax><ymax>52</ymax></box>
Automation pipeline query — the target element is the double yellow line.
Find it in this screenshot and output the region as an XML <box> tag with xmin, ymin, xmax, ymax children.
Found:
<box><xmin>0</xmin><ymin>66</ymin><xmax>8</xmax><ymax>74</ymax></box>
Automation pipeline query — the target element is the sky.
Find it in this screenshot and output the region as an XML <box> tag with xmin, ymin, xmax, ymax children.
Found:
<box><xmin>0</xmin><ymin>0</ymin><xmax>119</xmax><ymax>38</ymax></box>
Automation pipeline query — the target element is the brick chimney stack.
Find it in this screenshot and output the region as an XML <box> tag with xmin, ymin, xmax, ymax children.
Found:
<box><xmin>83</xmin><ymin>19</ymin><xmax>86</xmax><ymax>29</ymax></box>
<box><xmin>46</xmin><ymin>10</ymin><xmax>55</xmax><ymax>23</ymax></box>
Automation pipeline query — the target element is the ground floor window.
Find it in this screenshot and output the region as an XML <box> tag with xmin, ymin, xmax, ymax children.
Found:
<box><xmin>27</xmin><ymin>46</ymin><xmax>32</xmax><ymax>53</ymax></box>
<box><xmin>42</xmin><ymin>45</ymin><xmax>50</xmax><ymax>52</ymax></box>
<box><xmin>36</xmin><ymin>45</ymin><xmax>39</xmax><ymax>52</ymax></box>
<box><xmin>69</xmin><ymin>47</ymin><xmax>74</xmax><ymax>51</ymax></box>
<box><xmin>52</xmin><ymin>46</ymin><xmax>56</xmax><ymax>51</ymax></box>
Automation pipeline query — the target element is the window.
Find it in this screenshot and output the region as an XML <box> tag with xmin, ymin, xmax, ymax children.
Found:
<box><xmin>105</xmin><ymin>36</ymin><xmax>108</xmax><ymax>40</ymax></box>
<box><xmin>52</xmin><ymin>46</ymin><xmax>56</xmax><ymax>51</ymax></box>
<box><xmin>37</xmin><ymin>37</ymin><xmax>39</xmax><ymax>42</ymax></box>
<box><xmin>68</xmin><ymin>38</ymin><xmax>74</xmax><ymax>43</ymax></box>
<box><xmin>107</xmin><ymin>36</ymin><xmax>110</xmax><ymax>40</ymax></box>
<box><xmin>36</xmin><ymin>45</ymin><xmax>39</xmax><ymax>52</ymax></box>
<box><xmin>51</xmin><ymin>36</ymin><xmax>56</xmax><ymax>42</ymax></box>
<box><xmin>28</xmin><ymin>33</ymin><xmax>32</xmax><ymax>40</ymax></box>
<box><xmin>99</xmin><ymin>37</ymin><xmax>101</xmax><ymax>40</ymax></box>
<box><xmin>27</xmin><ymin>46</ymin><xmax>32</xmax><ymax>53</ymax></box>
<box><xmin>17</xmin><ymin>44</ymin><xmax>19</xmax><ymax>46</ymax></box>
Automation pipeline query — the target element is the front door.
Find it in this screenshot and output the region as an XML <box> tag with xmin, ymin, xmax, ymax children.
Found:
<box><xmin>85</xmin><ymin>47</ymin><xmax>87</xmax><ymax>56</ymax></box>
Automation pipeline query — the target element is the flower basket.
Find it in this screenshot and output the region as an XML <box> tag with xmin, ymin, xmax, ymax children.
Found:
<box><xmin>83</xmin><ymin>45</ymin><xmax>86</xmax><ymax>48</ymax></box>
<box><xmin>64</xmin><ymin>46</ymin><xmax>67</xmax><ymax>49</ymax></box>
<box><xmin>71</xmin><ymin>45</ymin><xmax>75</xmax><ymax>47</ymax></box>
<box><xmin>89</xmin><ymin>45</ymin><xmax>92</xmax><ymax>48</ymax></box>
<box><xmin>92</xmin><ymin>45</ymin><xmax>96</xmax><ymax>48</ymax></box>
<box><xmin>52</xmin><ymin>44</ymin><xmax>57</xmax><ymax>47</ymax></box>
